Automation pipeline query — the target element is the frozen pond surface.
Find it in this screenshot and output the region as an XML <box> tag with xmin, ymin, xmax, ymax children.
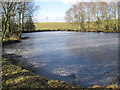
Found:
<box><xmin>3</xmin><ymin>31</ymin><xmax>119</xmax><ymax>87</ymax></box>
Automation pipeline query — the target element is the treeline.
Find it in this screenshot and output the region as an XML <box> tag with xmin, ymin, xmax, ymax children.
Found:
<box><xmin>65</xmin><ymin>2</ymin><xmax>119</xmax><ymax>32</ymax></box>
<box><xmin>1</xmin><ymin>2</ymin><xmax>36</xmax><ymax>41</ymax></box>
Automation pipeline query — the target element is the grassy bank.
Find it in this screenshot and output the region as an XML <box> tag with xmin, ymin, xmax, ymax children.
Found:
<box><xmin>2</xmin><ymin>36</ymin><xmax>29</xmax><ymax>46</ymax></box>
<box><xmin>2</xmin><ymin>57</ymin><xmax>80</xmax><ymax>89</ymax></box>
<box><xmin>2</xmin><ymin>56</ymin><xmax>119</xmax><ymax>89</ymax></box>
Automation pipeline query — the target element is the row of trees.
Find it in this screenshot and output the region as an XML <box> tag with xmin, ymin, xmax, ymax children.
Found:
<box><xmin>65</xmin><ymin>2</ymin><xmax>119</xmax><ymax>32</ymax></box>
<box><xmin>1</xmin><ymin>2</ymin><xmax>36</xmax><ymax>41</ymax></box>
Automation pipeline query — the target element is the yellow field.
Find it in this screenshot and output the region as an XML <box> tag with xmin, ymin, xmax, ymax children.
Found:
<box><xmin>35</xmin><ymin>22</ymin><xmax>80</xmax><ymax>31</ymax></box>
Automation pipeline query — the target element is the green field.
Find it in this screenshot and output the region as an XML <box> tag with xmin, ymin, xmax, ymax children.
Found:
<box><xmin>34</xmin><ymin>20</ymin><xmax>119</xmax><ymax>32</ymax></box>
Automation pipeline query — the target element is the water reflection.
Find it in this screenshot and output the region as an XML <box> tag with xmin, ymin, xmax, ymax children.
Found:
<box><xmin>3</xmin><ymin>32</ymin><xmax>118</xmax><ymax>87</ymax></box>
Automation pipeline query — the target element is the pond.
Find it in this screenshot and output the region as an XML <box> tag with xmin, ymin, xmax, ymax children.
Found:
<box><xmin>3</xmin><ymin>31</ymin><xmax>119</xmax><ymax>87</ymax></box>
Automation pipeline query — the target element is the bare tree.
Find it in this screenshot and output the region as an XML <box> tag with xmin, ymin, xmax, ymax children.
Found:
<box><xmin>65</xmin><ymin>2</ymin><xmax>119</xmax><ymax>32</ymax></box>
<box><xmin>1</xmin><ymin>1</ymin><xmax>37</xmax><ymax>41</ymax></box>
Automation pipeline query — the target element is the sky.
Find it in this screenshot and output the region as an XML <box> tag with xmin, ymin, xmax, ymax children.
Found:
<box><xmin>33</xmin><ymin>1</ymin><xmax>72</xmax><ymax>22</ymax></box>
<box><xmin>33</xmin><ymin>0</ymin><xmax>119</xmax><ymax>22</ymax></box>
